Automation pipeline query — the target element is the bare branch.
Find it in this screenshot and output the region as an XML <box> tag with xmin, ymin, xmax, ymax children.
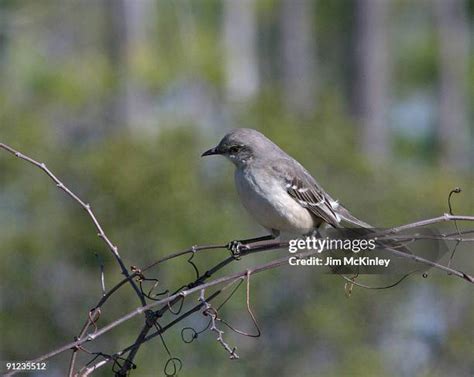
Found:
<box><xmin>199</xmin><ymin>288</ymin><xmax>239</xmax><ymax>359</ymax></box>
<box><xmin>0</xmin><ymin>142</ymin><xmax>145</xmax><ymax>303</ymax></box>
<box><xmin>0</xmin><ymin>142</ymin><xmax>149</xmax><ymax>377</ymax></box>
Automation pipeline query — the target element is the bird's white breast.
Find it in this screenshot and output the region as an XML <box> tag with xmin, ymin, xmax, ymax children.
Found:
<box><xmin>234</xmin><ymin>167</ymin><xmax>316</xmax><ymax>235</ymax></box>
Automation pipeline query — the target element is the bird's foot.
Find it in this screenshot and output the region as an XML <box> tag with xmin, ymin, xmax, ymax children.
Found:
<box><xmin>226</xmin><ymin>240</ymin><xmax>250</xmax><ymax>260</ymax></box>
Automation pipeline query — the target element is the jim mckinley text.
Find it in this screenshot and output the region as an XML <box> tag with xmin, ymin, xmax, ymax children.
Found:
<box><xmin>287</xmin><ymin>236</ymin><xmax>391</xmax><ymax>268</ymax></box>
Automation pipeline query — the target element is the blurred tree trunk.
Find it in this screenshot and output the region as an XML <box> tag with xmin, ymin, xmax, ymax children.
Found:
<box><xmin>0</xmin><ymin>7</ymin><xmax>8</xmax><ymax>73</ymax></box>
<box><xmin>353</xmin><ymin>0</ymin><xmax>390</xmax><ymax>162</ymax></box>
<box><xmin>123</xmin><ymin>0</ymin><xmax>157</xmax><ymax>132</ymax></box>
<box><xmin>434</xmin><ymin>0</ymin><xmax>469</xmax><ymax>170</ymax></box>
<box><xmin>280</xmin><ymin>0</ymin><xmax>316</xmax><ymax>117</ymax></box>
<box><xmin>103</xmin><ymin>0</ymin><xmax>127</xmax><ymax>131</ymax></box>
<box><xmin>223</xmin><ymin>0</ymin><xmax>259</xmax><ymax>102</ymax></box>
<box><xmin>103</xmin><ymin>0</ymin><xmax>156</xmax><ymax>132</ymax></box>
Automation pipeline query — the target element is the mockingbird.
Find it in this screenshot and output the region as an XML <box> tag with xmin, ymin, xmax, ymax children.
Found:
<box><xmin>202</xmin><ymin>128</ymin><xmax>371</xmax><ymax>255</ymax></box>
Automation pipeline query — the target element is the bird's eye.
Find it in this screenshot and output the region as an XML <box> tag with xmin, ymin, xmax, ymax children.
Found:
<box><xmin>229</xmin><ymin>146</ymin><xmax>240</xmax><ymax>154</ymax></box>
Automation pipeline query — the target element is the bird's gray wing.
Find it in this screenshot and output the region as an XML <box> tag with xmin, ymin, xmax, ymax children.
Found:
<box><xmin>270</xmin><ymin>158</ymin><xmax>341</xmax><ymax>228</ymax></box>
<box><xmin>286</xmin><ymin>175</ymin><xmax>341</xmax><ymax>228</ymax></box>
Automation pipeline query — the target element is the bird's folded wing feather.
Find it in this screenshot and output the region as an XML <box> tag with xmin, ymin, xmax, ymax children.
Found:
<box><xmin>286</xmin><ymin>176</ymin><xmax>341</xmax><ymax>228</ymax></box>
<box><xmin>269</xmin><ymin>158</ymin><xmax>341</xmax><ymax>227</ymax></box>
<box><xmin>270</xmin><ymin>158</ymin><xmax>372</xmax><ymax>228</ymax></box>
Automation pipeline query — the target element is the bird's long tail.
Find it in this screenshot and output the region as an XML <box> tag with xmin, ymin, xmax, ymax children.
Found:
<box><xmin>335</xmin><ymin>204</ymin><xmax>414</xmax><ymax>260</ymax></box>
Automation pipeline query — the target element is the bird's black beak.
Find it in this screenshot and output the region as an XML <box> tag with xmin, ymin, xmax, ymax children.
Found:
<box><xmin>201</xmin><ymin>146</ymin><xmax>221</xmax><ymax>157</ymax></box>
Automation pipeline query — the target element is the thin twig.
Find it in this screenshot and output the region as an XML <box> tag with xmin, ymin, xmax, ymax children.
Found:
<box><xmin>0</xmin><ymin>142</ymin><xmax>148</xmax><ymax>377</ymax></box>
<box><xmin>199</xmin><ymin>289</ymin><xmax>239</xmax><ymax>359</ymax></box>
<box><xmin>0</xmin><ymin>143</ymin><xmax>144</xmax><ymax>301</ymax></box>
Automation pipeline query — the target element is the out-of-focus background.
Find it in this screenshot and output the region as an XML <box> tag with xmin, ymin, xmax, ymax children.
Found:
<box><xmin>0</xmin><ymin>1</ymin><xmax>473</xmax><ymax>376</ymax></box>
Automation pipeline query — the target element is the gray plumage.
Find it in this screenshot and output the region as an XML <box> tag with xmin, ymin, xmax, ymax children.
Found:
<box><xmin>202</xmin><ymin>128</ymin><xmax>370</xmax><ymax>237</ymax></box>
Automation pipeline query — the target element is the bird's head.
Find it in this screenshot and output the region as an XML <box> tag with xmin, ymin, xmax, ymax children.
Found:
<box><xmin>202</xmin><ymin>128</ymin><xmax>270</xmax><ymax>167</ymax></box>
